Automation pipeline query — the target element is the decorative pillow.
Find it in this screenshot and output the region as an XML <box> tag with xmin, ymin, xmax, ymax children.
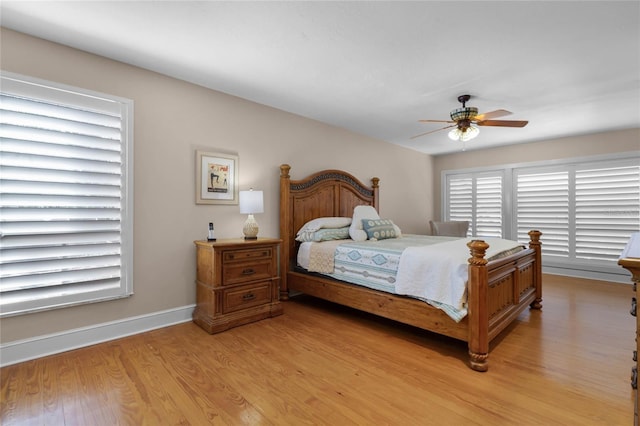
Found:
<box><xmin>392</xmin><ymin>223</ymin><xmax>402</xmax><ymax>238</ymax></box>
<box><xmin>362</xmin><ymin>219</ymin><xmax>398</xmax><ymax>240</ymax></box>
<box><xmin>349</xmin><ymin>205</ymin><xmax>380</xmax><ymax>242</ymax></box>
<box><xmin>296</xmin><ymin>217</ymin><xmax>352</xmax><ymax>235</ymax></box>
<box><xmin>296</xmin><ymin>226</ymin><xmax>351</xmax><ymax>242</ymax></box>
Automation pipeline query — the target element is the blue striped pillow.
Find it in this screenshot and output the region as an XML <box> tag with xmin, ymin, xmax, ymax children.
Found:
<box><xmin>296</xmin><ymin>226</ymin><xmax>351</xmax><ymax>242</ymax></box>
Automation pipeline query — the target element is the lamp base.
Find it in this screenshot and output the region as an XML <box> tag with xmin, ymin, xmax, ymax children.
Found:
<box><xmin>243</xmin><ymin>214</ymin><xmax>259</xmax><ymax>240</ymax></box>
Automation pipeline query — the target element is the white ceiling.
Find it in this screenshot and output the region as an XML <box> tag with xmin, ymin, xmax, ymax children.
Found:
<box><xmin>1</xmin><ymin>1</ymin><xmax>639</xmax><ymax>155</ymax></box>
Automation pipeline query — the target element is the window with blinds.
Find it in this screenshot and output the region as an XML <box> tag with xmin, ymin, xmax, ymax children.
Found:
<box><xmin>445</xmin><ymin>171</ymin><xmax>503</xmax><ymax>238</ymax></box>
<box><xmin>443</xmin><ymin>154</ymin><xmax>640</xmax><ymax>279</ymax></box>
<box><xmin>0</xmin><ymin>72</ymin><xmax>133</xmax><ymax>317</ymax></box>
<box><xmin>575</xmin><ymin>163</ymin><xmax>640</xmax><ymax>262</ymax></box>
<box><xmin>515</xmin><ymin>170</ymin><xmax>569</xmax><ymax>258</ymax></box>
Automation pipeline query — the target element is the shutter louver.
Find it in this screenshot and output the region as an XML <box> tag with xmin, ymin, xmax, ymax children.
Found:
<box><xmin>448</xmin><ymin>176</ymin><xmax>473</xmax><ymax>225</ymax></box>
<box><xmin>0</xmin><ymin>73</ymin><xmax>133</xmax><ymax>316</ymax></box>
<box><xmin>445</xmin><ymin>172</ymin><xmax>503</xmax><ymax>238</ymax></box>
<box><xmin>475</xmin><ymin>175</ymin><xmax>503</xmax><ymax>238</ymax></box>
<box><xmin>516</xmin><ymin>171</ymin><xmax>569</xmax><ymax>258</ymax></box>
<box><xmin>575</xmin><ymin>164</ymin><xmax>640</xmax><ymax>261</ymax></box>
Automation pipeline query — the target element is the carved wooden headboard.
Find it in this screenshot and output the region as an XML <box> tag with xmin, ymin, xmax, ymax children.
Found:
<box><xmin>278</xmin><ymin>164</ymin><xmax>379</xmax><ymax>296</ymax></box>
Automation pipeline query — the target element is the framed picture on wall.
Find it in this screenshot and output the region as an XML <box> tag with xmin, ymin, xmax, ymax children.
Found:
<box><xmin>196</xmin><ymin>150</ymin><xmax>239</xmax><ymax>205</ymax></box>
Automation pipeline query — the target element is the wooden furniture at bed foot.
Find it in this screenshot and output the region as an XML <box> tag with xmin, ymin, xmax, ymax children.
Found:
<box><xmin>618</xmin><ymin>256</ymin><xmax>640</xmax><ymax>426</ymax></box>
<box><xmin>193</xmin><ymin>238</ymin><xmax>283</xmax><ymax>334</ymax></box>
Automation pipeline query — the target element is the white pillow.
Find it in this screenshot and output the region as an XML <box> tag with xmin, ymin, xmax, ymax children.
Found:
<box><xmin>349</xmin><ymin>205</ymin><xmax>380</xmax><ymax>241</ymax></box>
<box><xmin>296</xmin><ymin>217</ymin><xmax>352</xmax><ymax>235</ymax></box>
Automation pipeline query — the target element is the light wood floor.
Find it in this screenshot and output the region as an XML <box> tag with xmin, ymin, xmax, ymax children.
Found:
<box><xmin>1</xmin><ymin>274</ymin><xmax>636</xmax><ymax>425</ymax></box>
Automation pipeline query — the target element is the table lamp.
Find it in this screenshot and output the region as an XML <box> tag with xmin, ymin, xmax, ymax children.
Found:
<box><xmin>239</xmin><ymin>189</ymin><xmax>264</xmax><ymax>240</ymax></box>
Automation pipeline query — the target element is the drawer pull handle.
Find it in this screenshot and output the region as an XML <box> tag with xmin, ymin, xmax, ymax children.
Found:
<box><xmin>242</xmin><ymin>293</ymin><xmax>255</xmax><ymax>301</ymax></box>
<box><xmin>632</xmin><ymin>366</ymin><xmax>637</xmax><ymax>389</ymax></box>
<box><xmin>634</xmin><ymin>350</ymin><xmax>637</xmax><ymax>362</ymax></box>
<box><xmin>632</xmin><ymin>297</ymin><xmax>637</xmax><ymax>317</ymax></box>
<box><xmin>242</xmin><ymin>268</ymin><xmax>255</xmax><ymax>275</ymax></box>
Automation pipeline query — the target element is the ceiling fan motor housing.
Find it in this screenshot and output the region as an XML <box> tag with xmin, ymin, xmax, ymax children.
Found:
<box><xmin>450</xmin><ymin>107</ymin><xmax>478</xmax><ymax>123</ymax></box>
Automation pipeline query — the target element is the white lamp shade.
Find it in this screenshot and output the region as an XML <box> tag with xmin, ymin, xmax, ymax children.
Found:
<box><xmin>239</xmin><ymin>190</ymin><xmax>264</xmax><ymax>214</ymax></box>
<box><xmin>448</xmin><ymin>124</ymin><xmax>480</xmax><ymax>142</ymax></box>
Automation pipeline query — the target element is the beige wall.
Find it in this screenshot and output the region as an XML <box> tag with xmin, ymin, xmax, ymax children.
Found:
<box><xmin>0</xmin><ymin>28</ymin><xmax>434</xmax><ymax>343</ymax></box>
<box><xmin>432</xmin><ymin>128</ymin><xmax>640</xmax><ymax>220</ymax></box>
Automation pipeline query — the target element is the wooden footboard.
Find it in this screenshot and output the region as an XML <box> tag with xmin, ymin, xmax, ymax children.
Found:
<box><xmin>279</xmin><ymin>164</ymin><xmax>543</xmax><ymax>372</ymax></box>
<box><xmin>467</xmin><ymin>230</ymin><xmax>542</xmax><ymax>371</ymax></box>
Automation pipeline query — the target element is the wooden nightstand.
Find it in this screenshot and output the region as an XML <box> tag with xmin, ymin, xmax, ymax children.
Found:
<box><xmin>193</xmin><ymin>238</ymin><xmax>283</xmax><ymax>334</ymax></box>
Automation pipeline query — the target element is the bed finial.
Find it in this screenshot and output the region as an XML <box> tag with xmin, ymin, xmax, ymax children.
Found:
<box><xmin>371</xmin><ymin>177</ymin><xmax>380</xmax><ymax>188</ymax></box>
<box><xmin>280</xmin><ymin>164</ymin><xmax>291</xmax><ymax>178</ymax></box>
<box><xmin>467</xmin><ymin>240</ymin><xmax>489</xmax><ymax>266</ymax></box>
<box><xmin>528</xmin><ymin>229</ymin><xmax>542</xmax><ymax>246</ymax></box>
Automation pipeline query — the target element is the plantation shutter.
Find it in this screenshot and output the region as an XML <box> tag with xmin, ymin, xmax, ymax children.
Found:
<box><xmin>445</xmin><ymin>172</ymin><xmax>503</xmax><ymax>237</ymax></box>
<box><xmin>575</xmin><ymin>162</ymin><xmax>640</xmax><ymax>262</ymax></box>
<box><xmin>447</xmin><ymin>175</ymin><xmax>473</xmax><ymax>225</ymax></box>
<box><xmin>475</xmin><ymin>174</ymin><xmax>503</xmax><ymax>238</ymax></box>
<box><xmin>0</xmin><ymin>72</ymin><xmax>133</xmax><ymax>317</ymax></box>
<box><xmin>515</xmin><ymin>169</ymin><xmax>570</xmax><ymax>258</ymax></box>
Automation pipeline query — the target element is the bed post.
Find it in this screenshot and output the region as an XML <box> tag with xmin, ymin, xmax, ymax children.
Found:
<box><xmin>467</xmin><ymin>239</ymin><xmax>490</xmax><ymax>372</ymax></box>
<box><xmin>371</xmin><ymin>177</ymin><xmax>380</xmax><ymax>211</ymax></box>
<box><xmin>279</xmin><ymin>164</ymin><xmax>291</xmax><ymax>300</ymax></box>
<box><xmin>528</xmin><ymin>230</ymin><xmax>543</xmax><ymax>310</ymax></box>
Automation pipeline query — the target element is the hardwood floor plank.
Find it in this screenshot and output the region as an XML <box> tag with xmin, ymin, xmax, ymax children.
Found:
<box><xmin>0</xmin><ymin>274</ymin><xmax>635</xmax><ymax>425</ymax></box>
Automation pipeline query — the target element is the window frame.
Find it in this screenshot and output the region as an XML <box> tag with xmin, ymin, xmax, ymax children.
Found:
<box><xmin>0</xmin><ymin>71</ymin><xmax>134</xmax><ymax>317</ymax></box>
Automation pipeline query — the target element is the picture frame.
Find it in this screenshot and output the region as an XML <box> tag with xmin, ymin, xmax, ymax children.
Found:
<box><xmin>196</xmin><ymin>150</ymin><xmax>239</xmax><ymax>205</ymax></box>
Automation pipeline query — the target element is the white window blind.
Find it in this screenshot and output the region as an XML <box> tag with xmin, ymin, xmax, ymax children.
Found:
<box><xmin>575</xmin><ymin>163</ymin><xmax>640</xmax><ymax>262</ymax></box>
<box><xmin>476</xmin><ymin>175</ymin><xmax>503</xmax><ymax>238</ymax></box>
<box><xmin>445</xmin><ymin>172</ymin><xmax>503</xmax><ymax>238</ymax></box>
<box><xmin>446</xmin><ymin>175</ymin><xmax>473</xmax><ymax>224</ymax></box>
<box><xmin>0</xmin><ymin>72</ymin><xmax>133</xmax><ymax>317</ymax></box>
<box><xmin>515</xmin><ymin>169</ymin><xmax>569</xmax><ymax>258</ymax></box>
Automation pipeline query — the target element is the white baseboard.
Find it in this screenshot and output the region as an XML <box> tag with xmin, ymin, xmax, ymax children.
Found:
<box><xmin>0</xmin><ymin>304</ymin><xmax>195</xmax><ymax>367</ymax></box>
<box><xmin>543</xmin><ymin>266</ymin><xmax>632</xmax><ymax>284</ymax></box>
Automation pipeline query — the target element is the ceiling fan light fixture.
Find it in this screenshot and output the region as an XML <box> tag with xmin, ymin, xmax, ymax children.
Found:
<box><xmin>448</xmin><ymin>124</ymin><xmax>479</xmax><ymax>142</ymax></box>
<box><xmin>411</xmin><ymin>94</ymin><xmax>528</xmax><ymax>142</ymax></box>
<box><xmin>450</xmin><ymin>107</ymin><xmax>478</xmax><ymax>122</ymax></box>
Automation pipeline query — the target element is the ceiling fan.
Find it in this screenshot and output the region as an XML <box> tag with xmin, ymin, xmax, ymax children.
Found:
<box><xmin>411</xmin><ymin>94</ymin><xmax>528</xmax><ymax>142</ymax></box>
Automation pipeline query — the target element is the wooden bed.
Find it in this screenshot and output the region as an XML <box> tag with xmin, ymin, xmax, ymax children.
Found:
<box><xmin>278</xmin><ymin>164</ymin><xmax>542</xmax><ymax>372</ymax></box>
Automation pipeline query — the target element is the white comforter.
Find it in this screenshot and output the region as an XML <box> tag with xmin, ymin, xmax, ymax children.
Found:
<box><xmin>395</xmin><ymin>237</ymin><xmax>523</xmax><ymax>311</ymax></box>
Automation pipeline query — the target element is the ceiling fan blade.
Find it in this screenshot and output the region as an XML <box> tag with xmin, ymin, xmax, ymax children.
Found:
<box><xmin>410</xmin><ymin>124</ymin><xmax>457</xmax><ymax>139</ymax></box>
<box><xmin>476</xmin><ymin>119</ymin><xmax>528</xmax><ymax>128</ymax></box>
<box><xmin>473</xmin><ymin>109</ymin><xmax>512</xmax><ymax>121</ymax></box>
<box><xmin>418</xmin><ymin>119</ymin><xmax>455</xmax><ymax>123</ymax></box>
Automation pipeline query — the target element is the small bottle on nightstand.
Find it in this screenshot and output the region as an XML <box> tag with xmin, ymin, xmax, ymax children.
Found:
<box><xmin>207</xmin><ymin>222</ymin><xmax>216</xmax><ymax>241</ymax></box>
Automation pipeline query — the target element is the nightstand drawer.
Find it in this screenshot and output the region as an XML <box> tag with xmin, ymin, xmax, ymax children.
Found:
<box><xmin>223</xmin><ymin>282</ymin><xmax>271</xmax><ymax>313</ymax></box>
<box><xmin>223</xmin><ymin>247</ymin><xmax>273</xmax><ymax>263</ymax></box>
<box><xmin>223</xmin><ymin>261</ymin><xmax>273</xmax><ymax>285</ymax></box>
